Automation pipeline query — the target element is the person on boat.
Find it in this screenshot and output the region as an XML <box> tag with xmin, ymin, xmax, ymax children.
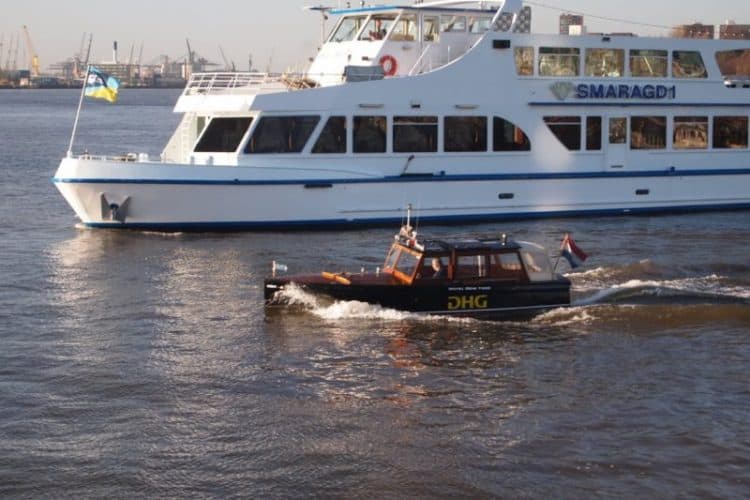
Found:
<box><xmin>431</xmin><ymin>257</ymin><xmax>447</xmax><ymax>279</ymax></box>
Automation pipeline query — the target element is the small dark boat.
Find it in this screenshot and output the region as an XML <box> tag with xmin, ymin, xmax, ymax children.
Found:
<box><xmin>264</xmin><ymin>215</ymin><xmax>571</xmax><ymax>320</ymax></box>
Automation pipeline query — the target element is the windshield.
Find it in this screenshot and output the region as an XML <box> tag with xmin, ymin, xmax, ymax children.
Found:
<box><xmin>359</xmin><ymin>14</ymin><xmax>397</xmax><ymax>41</ymax></box>
<box><xmin>329</xmin><ymin>16</ymin><xmax>367</xmax><ymax>42</ymax></box>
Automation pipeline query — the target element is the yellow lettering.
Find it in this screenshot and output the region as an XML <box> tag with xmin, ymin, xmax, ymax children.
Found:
<box><xmin>447</xmin><ymin>294</ymin><xmax>489</xmax><ymax>310</ymax></box>
<box><xmin>448</xmin><ymin>296</ymin><xmax>461</xmax><ymax>310</ymax></box>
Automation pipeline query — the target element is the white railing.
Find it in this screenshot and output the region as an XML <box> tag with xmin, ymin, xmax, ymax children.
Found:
<box><xmin>183</xmin><ymin>72</ymin><xmax>294</xmax><ymax>96</ymax></box>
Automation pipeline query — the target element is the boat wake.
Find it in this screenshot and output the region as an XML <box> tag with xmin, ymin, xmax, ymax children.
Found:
<box><xmin>271</xmin><ymin>284</ymin><xmax>473</xmax><ymax>323</ymax></box>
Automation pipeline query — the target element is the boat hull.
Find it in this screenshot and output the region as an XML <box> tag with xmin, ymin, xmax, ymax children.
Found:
<box><xmin>54</xmin><ymin>158</ymin><xmax>750</xmax><ymax>229</ymax></box>
<box><xmin>264</xmin><ymin>274</ymin><xmax>571</xmax><ymax>320</ymax></box>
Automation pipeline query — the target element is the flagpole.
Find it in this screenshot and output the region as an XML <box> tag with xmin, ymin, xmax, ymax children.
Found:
<box><xmin>67</xmin><ymin>64</ymin><xmax>90</xmax><ymax>157</ymax></box>
<box><xmin>552</xmin><ymin>233</ymin><xmax>567</xmax><ymax>273</ymax></box>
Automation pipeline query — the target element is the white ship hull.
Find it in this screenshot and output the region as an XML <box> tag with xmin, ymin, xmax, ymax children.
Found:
<box><xmin>54</xmin><ymin>157</ymin><xmax>750</xmax><ymax>229</ymax></box>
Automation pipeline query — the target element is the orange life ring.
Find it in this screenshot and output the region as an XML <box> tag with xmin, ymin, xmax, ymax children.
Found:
<box><xmin>321</xmin><ymin>271</ymin><xmax>352</xmax><ymax>286</ymax></box>
<box><xmin>379</xmin><ymin>55</ymin><xmax>398</xmax><ymax>76</ymax></box>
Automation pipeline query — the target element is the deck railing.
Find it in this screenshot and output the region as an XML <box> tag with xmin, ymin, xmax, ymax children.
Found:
<box><xmin>182</xmin><ymin>72</ymin><xmax>294</xmax><ymax>96</ymax></box>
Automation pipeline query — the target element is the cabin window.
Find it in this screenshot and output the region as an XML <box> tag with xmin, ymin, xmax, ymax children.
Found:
<box><xmin>389</xmin><ymin>14</ymin><xmax>417</xmax><ymax>42</ymax></box>
<box><xmin>715</xmin><ymin>49</ymin><xmax>750</xmax><ymax>76</ymax></box>
<box><xmin>539</xmin><ymin>47</ymin><xmax>580</xmax><ymax>77</ymax></box>
<box><xmin>444</xmin><ymin>116</ymin><xmax>487</xmax><ymax>152</ymax></box>
<box><xmin>585</xmin><ymin>48</ymin><xmax>624</xmax><ymax>77</ymax></box>
<box><xmin>544</xmin><ymin>116</ymin><xmax>581</xmax><ymax>150</ymax></box>
<box><xmin>493</xmin><ymin>117</ymin><xmax>531</xmax><ymax>151</ymax></box>
<box><xmin>353</xmin><ymin>116</ymin><xmax>387</xmax><ymax>153</ymax></box>
<box><xmin>672</xmin><ymin>51</ymin><xmax>707</xmax><ymax>78</ymax></box>
<box><xmin>441</xmin><ymin>16</ymin><xmax>467</xmax><ymax>32</ymax></box>
<box><xmin>385</xmin><ymin>246</ymin><xmax>420</xmax><ymax>279</ymax></box>
<box><xmin>586</xmin><ymin>117</ymin><xmax>602</xmax><ymax>151</ymax></box>
<box><xmin>609</xmin><ymin>117</ymin><xmax>627</xmax><ymax>144</ymax></box>
<box><xmin>489</xmin><ymin>253</ymin><xmax>524</xmax><ymax>280</ymax></box>
<box><xmin>713</xmin><ymin>116</ymin><xmax>749</xmax><ymax>149</ymax></box>
<box><xmin>423</xmin><ymin>16</ymin><xmax>439</xmax><ymax>42</ymax></box>
<box><xmin>514</xmin><ymin>47</ymin><xmax>534</xmax><ymax>76</ymax></box>
<box><xmin>673</xmin><ymin>116</ymin><xmax>708</xmax><ymax>150</ymax></box>
<box><xmin>630</xmin><ymin>49</ymin><xmax>668</xmax><ymax>78</ymax></box>
<box><xmin>520</xmin><ymin>250</ymin><xmax>554</xmax><ymax>282</ymax></box>
<box><xmin>393</xmin><ymin>116</ymin><xmax>438</xmax><ymax>153</ymax></box>
<box><xmin>469</xmin><ymin>17</ymin><xmax>492</xmax><ymax>33</ymax></box>
<box><xmin>360</xmin><ymin>14</ymin><xmax>397</xmax><ymax>41</ymax></box>
<box><xmin>312</xmin><ymin>116</ymin><xmax>347</xmax><ymax>154</ymax></box>
<box><xmin>329</xmin><ymin>16</ymin><xmax>367</xmax><ymax>43</ymax></box>
<box><xmin>245</xmin><ymin>116</ymin><xmax>320</xmax><ymax>154</ymax></box>
<box><xmin>630</xmin><ymin>116</ymin><xmax>666</xmax><ymax>150</ymax></box>
<box><xmin>455</xmin><ymin>255</ymin><xmax>486</xmax><ymax>279</ymax></box>
<box><xmin>194</xmin><ymin>117</ymin><xmax>253</xmax><ymax>153</ymax></box>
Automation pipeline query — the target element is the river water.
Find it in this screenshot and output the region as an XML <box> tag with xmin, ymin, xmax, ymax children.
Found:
<box><xmin>1</xmin><ymin>89</ymin><xmax>749</xmax><ymax>497</ymax></box>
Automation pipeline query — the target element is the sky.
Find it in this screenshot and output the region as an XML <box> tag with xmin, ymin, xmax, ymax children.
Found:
<box><xmin>1</xmin><ymin>0</ymin><xmax>748</xmax><ymax>73</ymax></box>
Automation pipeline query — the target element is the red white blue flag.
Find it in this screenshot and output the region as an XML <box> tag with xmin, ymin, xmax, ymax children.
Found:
<box><xmin>560</xmin><ymin>233</ymin><xmax>588</xmax><ymax>268</ymax></box>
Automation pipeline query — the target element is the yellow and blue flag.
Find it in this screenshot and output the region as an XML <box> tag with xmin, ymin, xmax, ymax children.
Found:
<box><xmin>85</xmin><ymin>67</ymin><xmax>120</xmax><ymax>103</ymax></box>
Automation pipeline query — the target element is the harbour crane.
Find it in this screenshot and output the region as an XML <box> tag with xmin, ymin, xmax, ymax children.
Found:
<box><xmin>22</xmin><ymin>25</ymin><xmax>40</xmax><ymax>77</ymax></box>
<box><xmin>219</xmin><ymin>45</ymin><xmax>235</xmax><ymax>72</ymax></box>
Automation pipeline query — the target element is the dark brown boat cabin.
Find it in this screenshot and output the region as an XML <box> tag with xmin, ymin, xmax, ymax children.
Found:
<box><xmin>383</xmin><ymin>227</ymin><xmax>557</xmax><ymax>286</ymax></box>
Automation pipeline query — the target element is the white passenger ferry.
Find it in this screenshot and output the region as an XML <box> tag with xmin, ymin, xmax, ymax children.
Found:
<box><xmin>53</xmin><ymin>0</ymin><xmax>750</xmax><ymax>229</ymax></box>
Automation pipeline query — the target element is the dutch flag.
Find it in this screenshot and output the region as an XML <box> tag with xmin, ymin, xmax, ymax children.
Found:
<box><xmin>560</xmin><ymin>233</ymin><xmax>588</xmax><ymax>269</ymax></box>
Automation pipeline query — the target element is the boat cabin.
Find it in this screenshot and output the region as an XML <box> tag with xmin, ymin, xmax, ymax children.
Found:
<box><xmin>306</xmin><ymin>4</ymin><xmax>499</xmax><ymax>86</ymax></box>
<box><xmin>384</xmin><ymin>225</ymin><xmax>557</xmax><ymax>286</ymax></box>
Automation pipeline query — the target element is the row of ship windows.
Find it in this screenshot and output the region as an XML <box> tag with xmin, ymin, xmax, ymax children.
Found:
<box><xmin>514</xmin><ymin>47</ymin><xmax>750</xmax><ymax>79</ymax></box>
<box><xmin>194</xmin><ymin>116</ymin><xmax>530</xmax><ymax>155</ymax></box>
<box><xmin>329</xmin><ymin>13</ymin><xmax>492</xmax><ymax>44</ymax></box>
<box><xmin>193</xmin><ymin>114</ymin><xmax>749</xmax><ymax>155</ymax></box>
<box><xmin>546</xmin><ymin>115</ymin><xmax>750</xmax><ymax>151</ymax></box>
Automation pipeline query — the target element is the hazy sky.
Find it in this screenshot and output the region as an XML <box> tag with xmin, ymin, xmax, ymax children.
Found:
<box><xmin>1</xmin><ymin>0</ymin><xmax>748</xmax><ymax>72</ymax></box>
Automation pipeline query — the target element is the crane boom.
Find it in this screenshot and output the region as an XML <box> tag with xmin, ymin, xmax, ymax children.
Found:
<box><xmin>22</xmin><ymin>25</ymin><xmax>40</xmax><ymax>77</ymax></box>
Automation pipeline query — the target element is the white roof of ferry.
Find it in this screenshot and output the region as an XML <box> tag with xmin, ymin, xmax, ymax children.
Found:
<box><xmin>324</xmin><ymin>2</ymin><xmax>503</xmax><ymax>15</ymax></box>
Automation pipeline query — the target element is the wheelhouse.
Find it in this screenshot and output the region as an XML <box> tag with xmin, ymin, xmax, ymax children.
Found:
<box><xmin>383</xmin><ymin>230</ymin><xmax>556</xmax><ymax>286</ymax></box>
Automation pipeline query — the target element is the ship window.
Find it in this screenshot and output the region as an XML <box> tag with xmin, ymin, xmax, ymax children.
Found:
<box><xmin>715</xmin><ymin>49</ymin><xmax>750</xmax><ymax>76</ymax></box>
<box><xmin>194</xmin><ymin>117</ymin><xmax>253</xmax><ymax>153</ymax></box>
<box><xmin>544</xmin><ymin>116</ymin><xmax>581</xmax><ymax>150</ymax></box>
<box><xmin>312</xmin><ymin>116</ymin><xmax>347</xmax><ymax>154</ymax></box>
<box><xmin>586</xmin><ymin>116</ymin><xmax>602</xmax><ymax>151</ymax></box>
<box><xmin>539</xmin><ymin>47</ymin><xmax>580</xmax><ymax>77</ymax></box>
<box><xmin>673</xmin><ymin>116</ymin><xmax>708</xmax><ymax>150</ymax></box>
<box><xmin>585</xmin><ymin>48</ymin><xmax>624</xmax><ymax>77</ymax></box>
<box><xmin>713</xmin><ymin>116</ymin><xmax>749</xmax><ymax>149</ymax></box>
<box><xmin>441</xmin><ymin>16</ymin><xmax>467</xmax><ymax>32</ymax></box>
<box><xmin>389</xmin><ymin>14</ymin><xmax>417</xmax><ymax>41</ymax></box>
<box><xmin>354</xmin><ymin>116</ymin><xmax>387</xmax><ymax>153</ymax></box>
<box><xmin>489</xmin><ymin>253</ymin><xmax>524</xmax><ymax>280</ymax></box>
<box><xmin>330</xmin><ymin>16</ymin><xmax>367</xmax><ymax>43</ymax></box>
<box><xmin>493</xmin><ymin>117</ymin><xmax>531</xmax><ymax>151</ymax></box>
<box><xmin>423</xmin><ymin>16</ymin><xmax>439</xmax><ymax>42</ymax></box>
<box><xmin>672</xmin><ymin>51</ymin><xmax>707</xmax><ymax>78</ymax></box>
<box><xmin>455</xmin><ymin>255</ymin><xmax>486</xmax><ymax>279</ymax></box>
<box><xmin>444</xmin><ymin>116</ymin><xmax>487</xmax><ymax>152</ymax></box>
<box><xmin>469</xmin><ymin>17</ymin><xmax>492</xmax><ymax>33</ymax></box>
<box><xmin>393</xmin><ymin>116</ymin><xmax>438</xmax><ymax>153</ymax></box>
<box><xmin>630</xmin><ymin>49</ymin><xmax>668</xmax><ymax>78</ymax></box>
<box><xmin>521</xmin><ymin>250</ymin><xmax>554</xmax><ymax>282</ymax></box>
<box><xmin>245</xmin><ymin>116</ymin><xmax>320</xmax><ymax>154</ymax></box>
<box><xmin>514</xmin><ymin>47</ymin><xmax>534</xmax><ymax>76</ymax></box>
<box><xmin>630</xmin><ymin>116</ymin><xmax>666</xmax><ymax>150</ymax></box>
<box><xmin>360</xmin><ymin>14</ymin><xmax>397</xmax><ymax>41</ymax></box>
<box><xmin>609</xmin><ymin>117</ymin><xmax>627</xmax><ymax>144</ymax></box>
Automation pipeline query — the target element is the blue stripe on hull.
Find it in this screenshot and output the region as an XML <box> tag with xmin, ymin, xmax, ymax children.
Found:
<box><xmin>83</xmin><ymin>203</ymin><xmax>750</xmax><ymax>231</ymax></box>
<box><xmin>52</xmin><ymin>167</ymin><xmax>750</xmax><ymax>186</ymax></box>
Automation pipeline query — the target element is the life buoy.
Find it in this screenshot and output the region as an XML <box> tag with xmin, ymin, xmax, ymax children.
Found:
<box><xmin>379</xmin><ymin>55</ymin><xmax>398</xmax><ymax>76</ymax></box>
<box><xmin>321</xmin><ymin>271</ymin><xmax>352</xmax><ymax>286</ymax></box>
